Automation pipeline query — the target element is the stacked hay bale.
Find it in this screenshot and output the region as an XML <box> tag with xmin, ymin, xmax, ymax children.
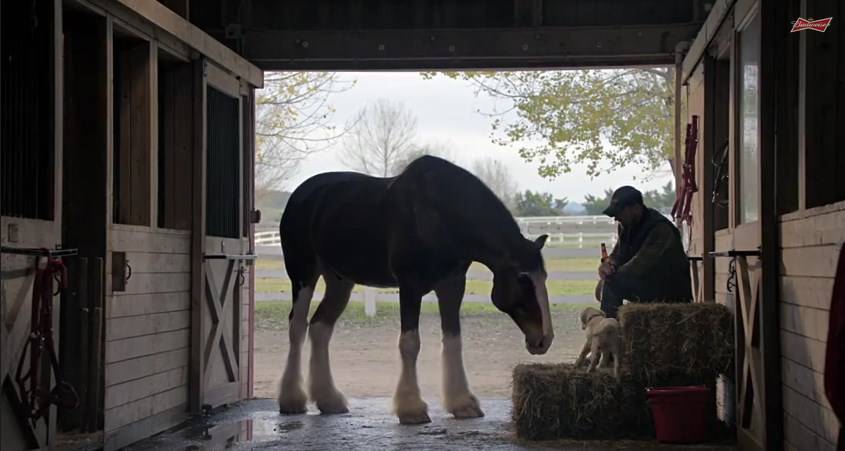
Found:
<box><xmin>512</xmin><ymin>302</ymin><xmax>734</xmax><ymax>440</ymax></box>
<box><xmin>512</xmin><ymin>364</ymin><xmax>653</xmax><ymax>440</ymax></box>
<box><xmin>620</xmin><ymin>303</ymin><xmax>734</xmax><ymax>387</ymax></box>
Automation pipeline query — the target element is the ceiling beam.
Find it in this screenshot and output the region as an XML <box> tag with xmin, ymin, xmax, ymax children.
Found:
<box><xmin>243</xmin><ymin>23</ymin><xmax>702</xmax><ymax>71</ymax></box>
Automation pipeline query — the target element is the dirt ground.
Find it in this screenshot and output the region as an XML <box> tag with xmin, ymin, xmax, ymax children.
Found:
<box><xmin>254</xmin><ymin>309</ymin><xmax>587</xmax><ymax>400</ymax></box>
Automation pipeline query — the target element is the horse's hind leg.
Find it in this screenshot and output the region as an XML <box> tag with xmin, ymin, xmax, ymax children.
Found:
<box><xmin>393</xmin><ymin>285</ymin><xmax>430</xmax><ymax>425</ymax></box>
<box><xmin>278</xmin><ymin>267</ymin><xmax>318</xmax><ymax>414</ymax></box>
<box><xmin>308</xmin><ymin>273</ymin><xmax>353</xmax><ymax>414</ymax></box>
<box><xmin>435</xmin><ymin>275</ymin><xmax>483</xmax><ymax>419</ymax></box>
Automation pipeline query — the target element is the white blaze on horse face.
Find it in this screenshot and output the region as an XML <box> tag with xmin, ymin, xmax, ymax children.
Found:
<box><xmin>529</xmin><ymin>270</ymin><xmax>554</xmax><ymax>345</ymax></box>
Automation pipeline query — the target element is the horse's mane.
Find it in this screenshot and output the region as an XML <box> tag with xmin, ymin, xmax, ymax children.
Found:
<box><xmin>400</xmin><ymin>156</ymin><xmax>525</xmax><ymax>251</ymax></box>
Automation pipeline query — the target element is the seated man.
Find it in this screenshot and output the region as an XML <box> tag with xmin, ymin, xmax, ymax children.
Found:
<box><xmin>597</xmin><ymin>186</ymin><xmax>692</xmax><ymax>318</ymax></box>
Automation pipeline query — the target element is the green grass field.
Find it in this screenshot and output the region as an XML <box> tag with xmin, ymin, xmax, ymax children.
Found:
<box><xmin>255</xmin><ymin>277</ymin><xmax>596</xmax><ymax>297</ymax></box>
<box><xmin>255</xmin><ymin>299</ymin><xmax>593</xmax><ymax>329</ymax></box>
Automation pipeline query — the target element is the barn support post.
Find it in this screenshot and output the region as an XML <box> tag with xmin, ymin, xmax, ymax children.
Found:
<box><xmin>190</xmin><ymin>56</ymin><xmax>208</xmax><ymax>414</ymax></box>
<box><xmin>757</xmin><ymin>0</ymin><xmax>783</xmax><ymax>449</ymax></box>
<box><xmin>245</xmin><ymin>89</ymin><xmax>256</xmax><ymax>399</ymax></box>
<box><xmin>674</xmin><ymin>41</ymin><xmax>687</xmax><ymax>193</ymax></box>
<box><xmin>49</xmin><ymin>0</ymin><xmax>63</xmax><ymax>444</ymax></box>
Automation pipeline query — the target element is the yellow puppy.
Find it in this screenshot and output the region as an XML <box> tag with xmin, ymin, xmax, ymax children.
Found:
<box><xmin>574</xmin><ymin>307</ymin><xmax>621</xmax><ymax>378</ymax></box>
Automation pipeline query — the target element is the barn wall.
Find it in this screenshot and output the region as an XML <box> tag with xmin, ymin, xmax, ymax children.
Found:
<box><xmin>103</xmin><ymin>227</ymin><xmax>192</xmax><ymax>448</ymax></box>
<box><xmin>73</xmin><ymin>2</ymin><xmax>262</xmax><ymax>449</ymax></box>
<box><xmin>684</xmin><ymin>62</ymin><xmax>706</xmax><ymax>300</ymax></box>
<box><xmin>778</xmin><ymin>201</ymin><xmax>844</xmax><ymax>451</ymax></box>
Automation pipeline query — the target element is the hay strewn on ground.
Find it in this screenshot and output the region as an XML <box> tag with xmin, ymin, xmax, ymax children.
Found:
<box><xmin>618</xmin><ymin>303</ymin><xmax>734</xmax><ymax>385</ymax></box>
<box><xmin>512</xmin><ymin>364</ymin><xmax>653</xmax><ymax>440</ymax></box>
<box><xmin>512</xmin><ymin>303</ymin><xmax>735</xmax><ymax>441</ymax></box>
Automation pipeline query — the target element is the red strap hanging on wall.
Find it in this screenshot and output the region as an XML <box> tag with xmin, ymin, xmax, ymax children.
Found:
<box><xmin>15</xmin><ymin>253</ymin><xmax>78</xmax><ymax>421</ymax></box>
<box><xmin>672</xmin><ymin>115</ymin><xmax>699</xmax><ymax>224</ymax></box>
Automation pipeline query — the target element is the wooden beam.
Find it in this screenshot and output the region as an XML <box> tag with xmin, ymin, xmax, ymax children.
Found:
<box><xmin>113</xmin><ymin>0</ymin><xmax>262</xmax><ymax>87</ymax></box>
<box><xmin>759</xmin><ymin>1</ymin><xmax>783</xmax><ymax>449</ymax></box>
<box><xmin>244</xmin><ymin>24</ymin><xmax>702</xmax><ymax>70</ymax></box>
<box><xmin>681</xmin><ymin>0</ymin><xmax>735</xmax><ymax>83</ymax></box>
<box><xmin>701</xmin><ymin>54</ymin><xmax>719</xmax><ymax>302</ymax></box>
<box><xmin>189</xmin><ymin>57</ymin><xmax>207</xmax><ymax>414</ymax></box>
<box><xmin>796</xmin><ymin>0</ymin><xmax>807</xmax><ymax>211</ymax></box>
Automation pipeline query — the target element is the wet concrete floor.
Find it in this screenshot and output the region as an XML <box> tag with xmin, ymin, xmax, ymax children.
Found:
<box><xmin>125</xmin><ymin>398</ymin><xmax>737</xmax><ymax>451</ymax></box>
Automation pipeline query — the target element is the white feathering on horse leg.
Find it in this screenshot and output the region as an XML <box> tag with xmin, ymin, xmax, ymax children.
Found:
<box><xmin>393</xmin><ymin>330</ymin><xmax>430</xmax><ymax>424</ymax></box>
<box><xmin>278</xmin><ymin>287</ymin><xmax>313</xmax><ymax>413</ymax></box>
<box><xmin>442</xmin><ymin>334</ymin><xmax>483</xmax><ymax>418</ymax></box>
<box><xmin>308</xmin><ymin>321</ymin><xmax>348</xmax><ymax>414</ymax></box>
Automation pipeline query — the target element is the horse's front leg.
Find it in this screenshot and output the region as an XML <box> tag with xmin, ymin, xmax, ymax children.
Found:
<box><xmin>435</xmin><ymin>275</ymin><xmax>483</xmax><ymax>419</ymax></box>
<box><xmin>393</xmin><ymin>286</ymin><xmax>430</xmax><ymax>425</ymax></box>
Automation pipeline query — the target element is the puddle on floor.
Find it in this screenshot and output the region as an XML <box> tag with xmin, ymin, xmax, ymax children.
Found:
<box><xmin>124</xmin><ymin>398</ymin><xmax>736</xmax><ymax>451</ymax></box>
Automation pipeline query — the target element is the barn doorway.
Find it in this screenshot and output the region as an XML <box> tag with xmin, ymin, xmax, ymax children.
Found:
<box><xmin>250</xmin><ymin>69</ymin><xmax>679</xmax><ymax>409</ymax></box>
<box><xmin>58</xmin><ymin>5</ymin><xmax>108</xmax><ymax>448</ymax></box>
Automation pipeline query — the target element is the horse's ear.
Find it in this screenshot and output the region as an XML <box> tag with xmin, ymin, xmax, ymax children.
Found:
<box><xmin>534</xmin><ymin>234</ymin><xmax>548</xmax><ymax>250</ymax></box>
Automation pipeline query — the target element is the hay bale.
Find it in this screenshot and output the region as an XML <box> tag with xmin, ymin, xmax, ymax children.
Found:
<box><xmin>512</xmin><ymin>363</ymin><xmax>653</xmax><ymax>440</ymax></box>
<box><xmin>618</xmin><ymin>303</ymin><xmax>734</xmax><ymax>386</ymax></box>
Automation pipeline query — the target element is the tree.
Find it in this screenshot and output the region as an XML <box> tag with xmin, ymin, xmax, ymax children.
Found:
<box><xmin>390</xmin><ymin>141</ymin><xmax>455</xmax><ymax>175</ymax></box>
<box><xmin>642</xmin><ymin>182</ymin><xmax>676</xmax><ymax>214</ymax></box>
<box><xmin>255</xmin><ymin>72</ymin><xmax>353</xmax><ymax>202</ymax></box>
<box><xmin>471</xmin><ymin>157</ymin><xmax>518</xmax><ymax>210</ymax></box>
<box><xmin>581</xmin><ymin>182</ymin><xmax>676</xmax><ymax>215</ymax></box>
<box><xmin>339</xmin><ymin>99</ymin><xmax>419</xmax><ymax>177</ymax></box>
<box><xmin>513</xmin><ymin>190</ymin><xmax>567</xmax><ymax>217</ymax></box>
<box><xmin>424</xmin><ymin>69</ymin><xmax>675</xmax><ymax>179</ymax></box>
<box><xmin>582</xmin><ymin>189</ymin><xmax>615</xmax><ymax>215</ymax></box>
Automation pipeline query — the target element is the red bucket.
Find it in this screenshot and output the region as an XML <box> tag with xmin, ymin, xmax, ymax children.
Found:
<box><xmin>646</xmin><ymin>385</ymin><xmax>711</xmax><ymax>443</ymax></box>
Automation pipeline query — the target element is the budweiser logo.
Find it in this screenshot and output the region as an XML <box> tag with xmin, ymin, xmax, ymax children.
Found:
<box><xmin>790</xmin><ymin>17</ymin><xmax>833</xmax><ymax>33</ymax></box>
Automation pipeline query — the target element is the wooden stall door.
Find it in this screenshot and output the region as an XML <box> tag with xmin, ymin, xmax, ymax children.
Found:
<box><xmin>732</xmin><ymin>8</ymin><xmax>771</xmax><ymax>451</ymax></box>
<box><xmin>199</xmin><ymin>74</ymin><xmax>247</xmax><ymax>409</ymax></box>
<box><xmin>0</xmin><ymin>0</ymin><xmax>63</xmax><ymax>449</ymax></box>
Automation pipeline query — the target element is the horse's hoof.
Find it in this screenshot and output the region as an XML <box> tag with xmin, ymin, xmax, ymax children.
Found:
<box><xmin>278</xmin><ymin>392</ymin><xmax>308</xmax><ymax>415</ymax></box>
<box><xmin>398</xmin><ymin>411</ymin><xmax>431</xmax><ymax>425</ymax></box>
<box><xmin>279</xmin><ymin>404</ymin><xmax>307</xmax><ymax>415</ymax></box>
<box><xmin>447</xmin><ymin>394</ymin><xmax>484</xmax><ymax>419</ymax></box>
<box><xmin>316</xmin><ymin>393</ymin><xmax>349</xmax><ymax>415</ymax></box>
<box><xmin>452</xmin><ymin>404</ymin><xmax>484</xmax><ymax>419</ymax></box>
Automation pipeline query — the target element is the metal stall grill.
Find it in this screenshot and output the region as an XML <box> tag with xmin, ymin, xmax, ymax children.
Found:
<box><xmin>206</xmin><ymin>87</ymin><xmax>241</xmax><ymax>238</ymax></box>
<box><xmin>1</xmin><ymin>0</ymin><xmax>55</xmax><ymax>219</ymax></box>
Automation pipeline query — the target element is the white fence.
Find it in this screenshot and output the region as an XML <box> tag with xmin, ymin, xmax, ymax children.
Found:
<box><xmin>255</xmin><ymin>229</ymin><xmax>616</xmax><ymax>249</ymax></box>
<box><xmin>516</xmin><ymin>215</ymin><xmax>614</xmax><ymax>225</ymax></box>
<box><xmin>254</xmin><ymin>215</ymin><xmax>618</xmax><ymax>249</ymax></box>
<box><xmin>255</xmin><ymin>230</ymin><xmax>281</xmax><ymax>246</ymax></box>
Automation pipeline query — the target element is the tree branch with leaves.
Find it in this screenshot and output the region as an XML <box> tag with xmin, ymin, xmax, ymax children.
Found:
<box><xmin>255</xmin><ymin>72</ymin><xmax>354</xmax><ymax>201</ymax></box>
<box><xmin>423</xmin><ymin>69</ymin><xmax>675</xmax><ymax>180</ymax></box>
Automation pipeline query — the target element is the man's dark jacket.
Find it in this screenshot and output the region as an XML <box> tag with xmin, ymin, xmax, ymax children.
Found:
<box><xmin>608</xmin><ymin>207</ymin><xmax>692</xmax><ymax>301</ymax></box>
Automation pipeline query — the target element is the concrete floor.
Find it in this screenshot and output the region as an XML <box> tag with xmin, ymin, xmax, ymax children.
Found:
<box><xmin>125</xmin><ymin>398</ymin><xmax>737</xmax><ymax>451</ymax></box>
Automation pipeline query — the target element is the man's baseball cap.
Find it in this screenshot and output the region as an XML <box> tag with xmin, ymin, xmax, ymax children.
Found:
<box><xmin>602</xmin><ymin>186</ymin><xmax>644</xmax><ymax>217</ymax></box>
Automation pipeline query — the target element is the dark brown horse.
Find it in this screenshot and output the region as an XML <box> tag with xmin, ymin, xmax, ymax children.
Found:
<box><xmin>277</xmin><ymin>156</ymin><xmax>552</xmax><ymax>424</ymax></box>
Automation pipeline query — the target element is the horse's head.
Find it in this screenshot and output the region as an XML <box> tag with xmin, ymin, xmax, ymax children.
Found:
<box><xmin>490</xmin><ymin>234</ymin><xmax>554</xmax><ymax>355</ymax></box>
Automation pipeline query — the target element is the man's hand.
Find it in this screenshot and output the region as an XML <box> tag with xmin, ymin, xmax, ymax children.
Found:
<box><xmin>598</xmin><ymin>260</ymin><xmax>616</xmax><ymax>280</ymax></box>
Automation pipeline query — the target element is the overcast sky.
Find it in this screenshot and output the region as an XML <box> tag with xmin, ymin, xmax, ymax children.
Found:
<box><xmin>282</xmin><ymin>71</ymin><xmax>674</xmax><ymax>205</ymax></box>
